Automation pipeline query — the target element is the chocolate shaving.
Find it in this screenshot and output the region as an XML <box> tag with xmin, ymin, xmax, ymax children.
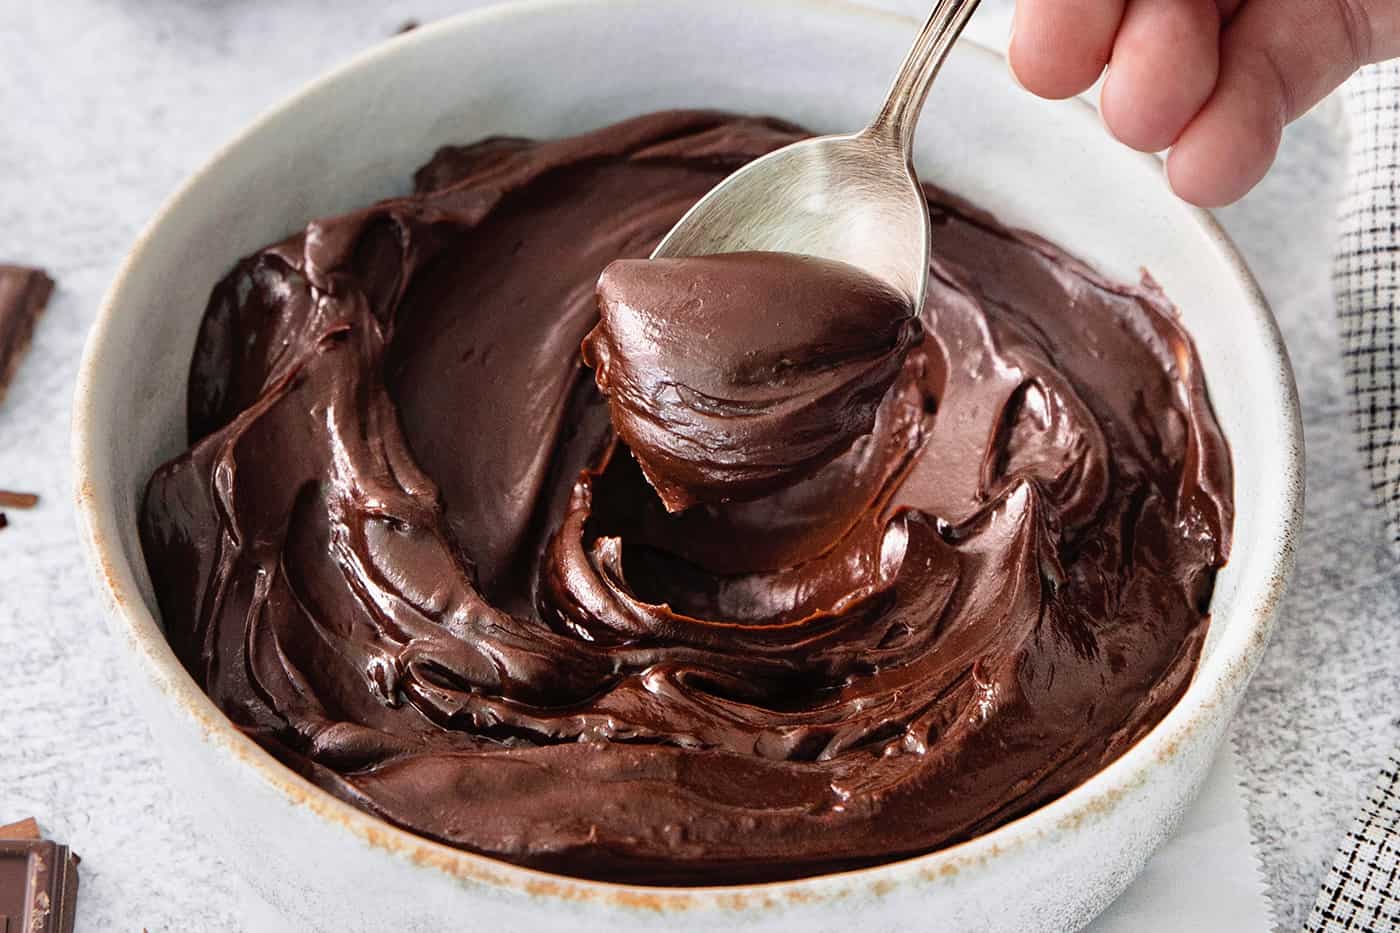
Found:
<box><xmin>0</xmin><ymin>490</ymin><xmax>39</xmax><ymax>509</ymax></box>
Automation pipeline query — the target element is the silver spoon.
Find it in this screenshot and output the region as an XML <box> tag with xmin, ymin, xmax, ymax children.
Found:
<box><xmin>651</xmin><ymin>0</ymin><xmax>981</xmax><ymax>315</ymax></box>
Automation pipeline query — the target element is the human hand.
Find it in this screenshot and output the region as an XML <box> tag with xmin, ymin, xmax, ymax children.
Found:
<box><xmin>1008</xmin><ymin>0</ymin><xmax>1400</xmax><ymax>205</ymax></box>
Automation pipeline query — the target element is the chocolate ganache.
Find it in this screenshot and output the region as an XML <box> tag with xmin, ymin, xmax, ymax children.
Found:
<box><xmin>140</xmin><ymin>110</ymin><xmax>1233</xmax><ymax>885</ymax></box>
<box><xmin>586</xmin><ymin>252</ymin><xmax>922</xmax><ymax>511</ymax></box>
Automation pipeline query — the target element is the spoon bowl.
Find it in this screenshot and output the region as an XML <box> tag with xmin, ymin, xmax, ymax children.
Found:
<box><xmin>652</xmin><ymin>0</ymin><xmax>982</xmax><ymax>314</ymax></box>
<box><xmin>651</xmin><ymin>132</ymin><xmax>931</xmax><ymax>306</ymax></box>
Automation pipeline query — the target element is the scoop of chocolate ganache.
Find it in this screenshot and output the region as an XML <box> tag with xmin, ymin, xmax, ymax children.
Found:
<box><xmin>583</xmin><ymin>251</ymin><xmax>922</xmax><ymax>511</ymax></box>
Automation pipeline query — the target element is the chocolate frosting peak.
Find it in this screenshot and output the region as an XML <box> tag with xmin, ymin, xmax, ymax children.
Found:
<box><xmin>140</xmin><ymin>110</ymin><xmax>1232</xmax><ymax>886</ymax></box>
<box><xmin>585</xmin><ymin>251</ymin><xmax>921</xmax><ymax>511</ymax></box>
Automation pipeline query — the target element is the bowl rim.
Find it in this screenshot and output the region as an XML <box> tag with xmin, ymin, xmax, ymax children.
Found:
<box><xmin>71</xmin><ymin>0</ymin><xmax>1303</xmax><ymax>913</ymax></box>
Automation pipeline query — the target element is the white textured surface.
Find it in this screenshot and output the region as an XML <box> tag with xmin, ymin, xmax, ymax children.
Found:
<box><xmin>0</xmin><ymin>1</ymin><xmax>1382</xmax><ymax>930</ymax></box>
<box><xmin>1091</xmin><ymin>740</ymin><xmax>1272</xmax><ymax>932</ymax></box>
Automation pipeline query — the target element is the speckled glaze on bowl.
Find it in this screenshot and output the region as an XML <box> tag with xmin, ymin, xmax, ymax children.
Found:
<box><xmin>72</xmin><ymin>1</ymin><xmax>1302</xmax><ymax>930</ymax></box>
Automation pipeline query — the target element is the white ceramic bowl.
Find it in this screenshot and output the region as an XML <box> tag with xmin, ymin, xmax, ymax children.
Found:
<box><xmin>73</xmin><ymin>1</ymin><xmax>1302</xmax><ymax>930</ymax></box>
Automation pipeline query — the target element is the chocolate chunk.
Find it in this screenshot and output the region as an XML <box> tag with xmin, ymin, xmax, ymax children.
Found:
<box><xmin>0</xmin><ymin>821</ymin><xmax>38</xmax><ymax>842</ymax></box>
<box><xmin>394</xmin><ymin>19</ymin><xmax>419</xmax><ymax>34</ymax></box>
<box><xmin>0</xmin><ymin>266</ymin><xmax>53</xmax><ymax>404</ymax></box>
<box><xmin>0</xmin><ymin>820</ymin><xmax>78</xmax><ymax>933</ymax></box>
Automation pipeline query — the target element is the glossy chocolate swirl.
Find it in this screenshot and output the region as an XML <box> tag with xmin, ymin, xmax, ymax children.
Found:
<box><xmin>140</xmin><ymin>110</ymin><xmax>1232</xmax><ymax>886</ymax></box>
<box><xmin>585</xmin><ymin>252</ymin><xmax>922</xmax><ymax>511</ymax></box>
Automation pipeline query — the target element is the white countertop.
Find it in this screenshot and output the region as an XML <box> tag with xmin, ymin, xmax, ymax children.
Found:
<box><xmin>2</xmin><ymin>1</ymin><xmax>1394</xmax><ymax>930</ymax></box>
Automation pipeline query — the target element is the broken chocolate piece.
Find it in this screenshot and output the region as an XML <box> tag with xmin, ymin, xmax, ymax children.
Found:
<box><xmin>0</xmin><ymin>821</ymin><xmax>37</xmax><ymax>842</ymax></box>
<box><xmin>0</xmin><ymin>515</ymin><xmax>8</xmax><ymax>532</ymax></box>
<box><xmin>0</xmin><ymin>266</ymin><xmax>53</xmax><ymax>404</ymax></box>
<box><xmin>0</xmin><ymin>820</ymin><xmax>78</xmax><ymax>933</ymax></box>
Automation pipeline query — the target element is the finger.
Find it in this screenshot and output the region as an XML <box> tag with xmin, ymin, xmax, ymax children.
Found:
<box><xmin>1166</xmin><ymin>0</ymin><xmax>1375</xmax><ymax>206</ymax></box>
<box><xmin>1215</xmin><ymin>0</ymin><xmax>1246</xmax><ymax>21</ymax></box>
<box><xmin>1100</xmin><ymin>0</ymin><xmax>1221</xmax><ymax>152</ymax></box>
<box><xmin>1009</xmin><ymin>0</ymin><xmax>1127</xmax><ymax>100</ymax></box>
<box><xmin>1359</xmin><ymin>0</ymin><xmax>1400</xmax><ymax>61</ymax></box>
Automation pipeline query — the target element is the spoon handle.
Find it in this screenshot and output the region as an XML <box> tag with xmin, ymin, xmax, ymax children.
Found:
<box><xmin>866</xmin><ymin>0</ymin><xmax>982</xmax><ymax>157</ymax></box>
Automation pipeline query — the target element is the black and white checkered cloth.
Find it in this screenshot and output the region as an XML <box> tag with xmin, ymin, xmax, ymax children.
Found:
<box><xmin>1307</xmin><ymin>754</ymin><xmax>1400</xmax><ymax>931</ymax></box>
<box><xmin>1335</xmin><ymin>59</ymin><xmax>1400</xmax><ymax>552</ymax></box>
<box><xmin>1307</xmin><ymin>59</ymin><xmax>1400</xmax><ymax>933</ymax></box>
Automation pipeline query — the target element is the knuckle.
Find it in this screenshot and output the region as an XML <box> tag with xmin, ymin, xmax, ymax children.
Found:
<box><xmin>1333</xmin><ymin>0</ymin><xmax>1375</xmax><ymax>65</ymax></box>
